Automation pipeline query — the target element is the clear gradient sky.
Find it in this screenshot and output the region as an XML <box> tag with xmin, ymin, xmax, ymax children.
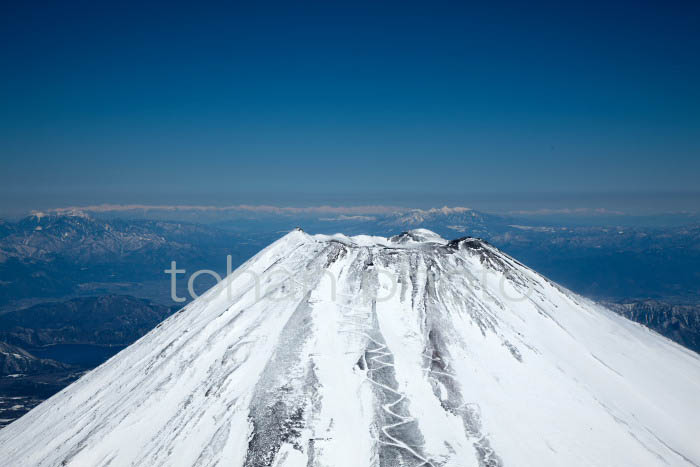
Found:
<box><xmin>1</xmin><ymin>1</ymin><xmax>699</xmax><ymax>213</ymax></box>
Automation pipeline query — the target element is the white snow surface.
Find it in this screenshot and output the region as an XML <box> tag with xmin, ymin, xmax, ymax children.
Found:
<box><xmin>1</xmin><ymin>229</ymin><xmax>699</xmax><ymax>467</ymax></box>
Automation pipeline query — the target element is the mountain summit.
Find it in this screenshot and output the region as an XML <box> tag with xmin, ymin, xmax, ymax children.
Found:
<box><xmin>1</xmin><ymin>230</ymin><xmax>698</xmax><ymax>466</ymax></box>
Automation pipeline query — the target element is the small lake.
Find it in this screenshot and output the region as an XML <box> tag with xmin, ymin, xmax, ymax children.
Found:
<box><xmin>28</xmin><ymin>344</ymin><xmax>126</xmax><ymax>367</ymax></box>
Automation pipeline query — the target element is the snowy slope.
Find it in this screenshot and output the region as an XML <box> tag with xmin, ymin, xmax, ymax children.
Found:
<box><xmin>1</xmin><ymin>229</ymin><xmax>699</xmax><ymax>467</ymax></box>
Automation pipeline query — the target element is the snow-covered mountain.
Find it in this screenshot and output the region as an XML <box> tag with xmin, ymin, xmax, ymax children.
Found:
<box><xmin>1</xmin><ymin>229</ymin><xmax>699</xmax><ymax>466</ymax></box>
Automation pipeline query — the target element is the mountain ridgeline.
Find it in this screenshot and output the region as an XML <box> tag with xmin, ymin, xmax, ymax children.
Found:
<box><xmin>0</xmin><ymin>230</ymin><xmax>698</xmax><ymax>466</ymax></box>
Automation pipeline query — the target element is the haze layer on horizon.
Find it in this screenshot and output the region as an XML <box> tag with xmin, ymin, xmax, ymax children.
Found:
<box><xmin>2</xmin><ymin>191</ymin><xmax>699</xmax><ymax>221</ymax></box>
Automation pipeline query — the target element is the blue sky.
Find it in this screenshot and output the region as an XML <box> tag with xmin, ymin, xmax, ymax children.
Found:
<box><xmin>1</xmin><ymin>1</ymin><xmax>698</xmax><ymax>213</ymax></box>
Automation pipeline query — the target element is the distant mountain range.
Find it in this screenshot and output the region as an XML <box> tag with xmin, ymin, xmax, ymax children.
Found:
<box><xmin>0</xmin><ymin>212</ymin><xmax>251</xmax><ymax>263</ymax></box>
<box><xmin>3</xmin><ymin>209</ymin><xmax>697</xmax><ymax>308</ymax></box>
<box><xmin>0</xmin><ymin>342</ymin><xmax>70</xmax><ymax>376</ymax></box>
<box><xmin>0</xmin><ymin>213</ymin><xmax>269</xmax><ymax>307</ymax></box>
<box><xmin>0</xmin><ymin>295</ymin><xmax>174</xmax><ymax>349</ymax></box>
